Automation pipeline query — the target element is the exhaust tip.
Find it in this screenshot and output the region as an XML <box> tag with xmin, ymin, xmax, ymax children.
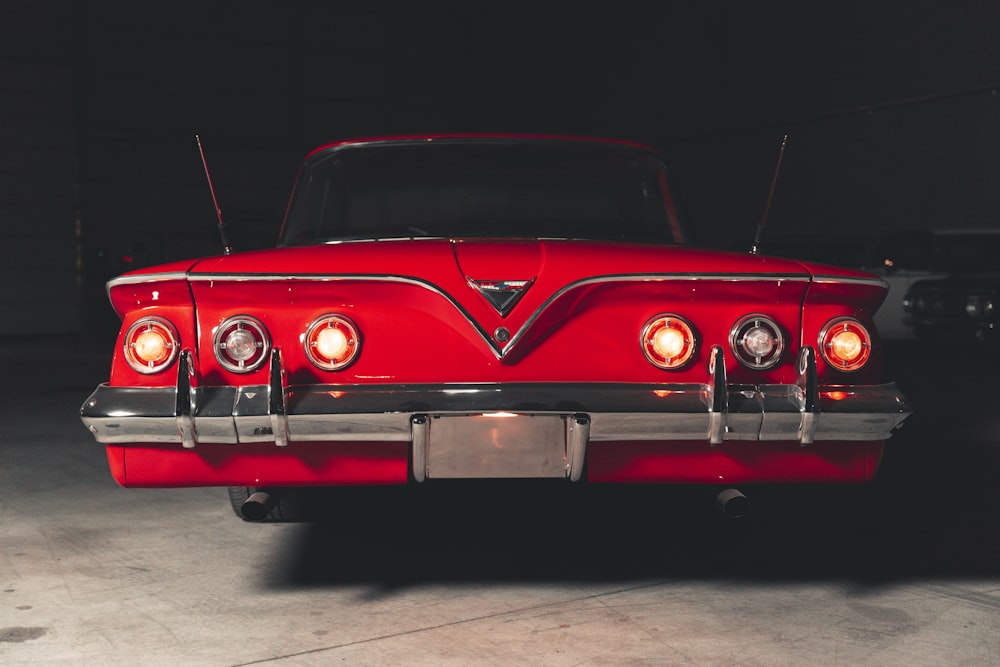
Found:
<box><xmin>241</xmin><ymin>490</ymin><xmax>278</xmax><ymax>521</ymax></box>
<box><xmin>716</xmin><ymin>488</ymin><xmax>749</xmax><ymax>519</ymax></box>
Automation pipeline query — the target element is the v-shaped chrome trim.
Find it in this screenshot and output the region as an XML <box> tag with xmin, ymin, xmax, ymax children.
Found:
<box><xmin>168</xmin><ymin>271</ymin><xmax>817</xmax><ymax>360</ymax></box>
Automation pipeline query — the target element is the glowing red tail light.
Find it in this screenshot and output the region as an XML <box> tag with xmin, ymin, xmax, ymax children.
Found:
<box><xmin>819</xmin><ymin>318</ymin><xmax>871</xmax><ymax>372</ymax></box>
<box><xmin>214</xmin><ymin>316</ymin><xmax>269</xmax><ymax>373</ymax></box>
<box><xmin>641</xmin><ymin>314</ymin><xmax>697</xmax><ymax>369</ymax></box>
<box><xmin>305</xmin><ymin>314</ymin><xmax>361</xmax><ymax>370</ymax></box>
<box><xmin>124</xmin><ymin>317</ymin><xmax>179</xmax><ymax>374</ymax></box>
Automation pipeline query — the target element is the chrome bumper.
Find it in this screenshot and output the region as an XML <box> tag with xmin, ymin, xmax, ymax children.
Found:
<box><xmin>81</xmin><ymin>346</ymin><xmax>911</xmax><ymax>480</ymax></box>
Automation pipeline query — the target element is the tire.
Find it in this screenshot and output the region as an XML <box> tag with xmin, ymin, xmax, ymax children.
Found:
<box><xmin>227</xmin><ymin>486</ymin><xmax>302</xmax><ymax>522</ymax></box>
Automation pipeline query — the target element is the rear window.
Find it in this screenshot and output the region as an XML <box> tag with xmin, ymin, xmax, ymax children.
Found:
<box><xmin>280</xmin><ymin>140</ymin><xmax>688</xmax><ymax>245</ymax></box>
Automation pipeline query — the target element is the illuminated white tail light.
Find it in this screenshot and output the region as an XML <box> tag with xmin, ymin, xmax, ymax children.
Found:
<box><xmin>214</xmin><ymin>316</ymin><xmax>269</xmax><ymax>373</ymax></box>
<box><xmin>730</xmin><ymin>314</ymin><xmax>784</xmax><ymax>369</ymax></box>
<box><xmin>124</xmin><ymin>317</ymin><xmax>179</xmax><ymax>374</ymax></box>
<box><xmin>819</xmin><ymin>317</ymin><xmax>871</xmax><ymax>372</ymax></box>
<box><xmin>641</xmin><ymin>314</ymin><xmax>697</xmax><ymax>369</ymax></box>
<box><xmin>305</xmin><ymin>314</ymin><xmax>361</xmax><ymax>370</ymax></box>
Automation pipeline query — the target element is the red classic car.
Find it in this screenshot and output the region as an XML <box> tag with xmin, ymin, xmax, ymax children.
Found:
<box><xmin>80</xmin><ymin>135</ymin><xmax>911</xmax><ymax>521</ymax></box>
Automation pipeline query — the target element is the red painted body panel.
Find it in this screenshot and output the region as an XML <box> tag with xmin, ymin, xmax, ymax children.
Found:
<box><xmin>587</xmin><ymin>440</ymin><xmax>884</xmax><ymax>484</ymax></box>
<box><xmin>103</xmin><ymin>439</ymin><xmax>882</xmax><ymax>487</ymax></box>
<box><xmin>105</xmin><ymin>442</ymin><xmax>409</xmax><ymax>487</ymax></box>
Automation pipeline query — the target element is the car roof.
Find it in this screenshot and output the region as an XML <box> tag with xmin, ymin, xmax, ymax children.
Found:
<box><xmin>304</xmin><ymin>134</ymin><xmax>657</xmax><ymax>160</ymax></box>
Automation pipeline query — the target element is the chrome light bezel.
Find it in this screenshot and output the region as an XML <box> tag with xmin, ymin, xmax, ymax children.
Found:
<box><xmin>304</xmin><ymin>314</ymin><xmax>361</xmax><ymax>371</ymax></box>
<box><xmin>640</xmin><ymin>313</ymin><xmax>698</xmax><ymax>370</ymax></box>
<box><xmin>818</xmin><ymin>317</ymin><xmax>872</xmax><ymax>372</ymax></box>
<box><xmin>214</xmin><ymin>316</ymin><xmax>270</xmax><ymax>373</ymax></box>
<box><xmin>123</xmin><ymin>316</ymin><xmax>180</xmax><ymax>374</ymax></box>
<box><xmin>729</xmin><ymin>314</ymin><xmax>784</xmax><ymax>370</ymax></box>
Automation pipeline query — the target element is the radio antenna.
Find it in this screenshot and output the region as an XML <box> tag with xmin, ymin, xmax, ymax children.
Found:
<box><xmin>750</xmin><ymin>133</ymin><xmax>788</xmax><ymax>255</ymax></box>
<box><xmin>195</xmin><ymin>134</ymin><xmax>232</xmax><ymax>255</ymax></box>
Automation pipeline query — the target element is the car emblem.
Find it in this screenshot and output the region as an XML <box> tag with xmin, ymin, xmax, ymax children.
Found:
<box><xmin>468</xmin><ymin>278</ymin><xmax>535</xmax><ymax>316</ymax></box>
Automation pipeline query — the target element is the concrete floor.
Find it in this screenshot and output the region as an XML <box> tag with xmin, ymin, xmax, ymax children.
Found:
<box><xmin>1</xmin><ymin>335</ymin><xmax>999</xmax><ymax>666</ymax></box>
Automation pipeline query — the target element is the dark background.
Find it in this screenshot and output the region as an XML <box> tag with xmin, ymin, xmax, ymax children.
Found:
<box><xmin>3</xmin><ymin>1</ymin><xmax>1000</xmax><ymax>334</ymax></box>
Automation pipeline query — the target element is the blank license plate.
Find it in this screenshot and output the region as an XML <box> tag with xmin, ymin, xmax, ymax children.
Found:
<box><xmin>425</xmin><ymin>414</ymin><xmax>568</xmax><ymax>479</ymax></box>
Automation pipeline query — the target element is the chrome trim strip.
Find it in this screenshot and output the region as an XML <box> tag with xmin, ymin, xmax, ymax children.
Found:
<box><xmin>186</xmin><ymin>272</ymin><xmax>813</xmax><ymax>283</ymax></box>
<box><xmin>111</xmin><ymin>270</ymin><xmax>819</xmax><ymax>362</ymax></box>
<box><xmin>106</xmin><ymin>271</ymin><xmax>191</xmax><ymax>292</ymax></box>
<box><xmin>812</xmin><ymin>275</ymin><xmax>888</xmax><ymax>289</ymax></box>
<box><xmin>107</xmin><ymin>269</ymin><xmax>876</xmax><ymax>297</ymax></box>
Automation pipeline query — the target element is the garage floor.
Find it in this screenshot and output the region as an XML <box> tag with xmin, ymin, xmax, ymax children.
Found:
<box><xmin>2</xmin><ymin>335</ymin><xmax>998</xmax><ymax>665</ymax></box>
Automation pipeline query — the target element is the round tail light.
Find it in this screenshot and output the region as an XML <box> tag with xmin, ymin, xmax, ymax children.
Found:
<box><xmin>819</xmin><ymin>318</ymin><xmax>871</xmax><ymax>372</ymax></box>
<box><xmin>305</xmin><ymin>314</ymin><xmax>361</xmax><ymax>370</ymax></box>
<box><xmin>124</xmin><ymin>317</ymin><xmax>179</xmax><ymax>374</ymax></box>
<box><xmin>730</xmin><ymin>314</ymin><xmax>784</xmax><ymax>369</ymax></box>
<box><xmin>214</xmin><ymin>316</ymin><xmax>269</xmax><ymax>373</ymax></box>
<box><xmin>641</xmin><ymin>314</ymin><xmax>697</xmax><ymax>369</ymax></box>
